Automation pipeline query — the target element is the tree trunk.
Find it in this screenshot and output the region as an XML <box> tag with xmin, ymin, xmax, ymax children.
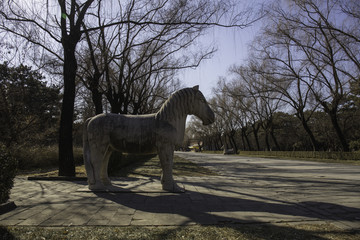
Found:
<box><xmin>240</xmin><ymin>131</ymin><xmax>246</xmax><ymax>150</ymax></box>
<box><xmin>229</xmin><ymin>130</ymin><xmax>238</xmax><ymax>153</ymax></box>
<box><xmin>110</xmin><ymin>102</ymin><xmax>122</xmax><ymax>114</ymax></box>
<box><xmin>90</xmin><ymin>76</ymin><xmax>103</xmax><ymax>114</ymax></box>
<box><xmin>328</xmin><ymin>111</ymin><xmax>349</xmax><ymax>151</ymax></box>
<box><xmin>244</xmin><ymin>133</ymin><xmax>252</xmax><ymax>151</ymax></box>
<box><xmin>58</xmin><ymin>44</ymin><xmax>77</xmax><ymax>177</ymax></box>
<box><xmin>264</xmin><ymin>132</ymin><xmax>270</xmax><ymax>151</ymax></box>
<box><xmin>300</xmin><ymin>117</ymin><xmax>319</xmax><ymax>151</ymax></box>
<box><xmin>241</xmin><ymin>127</ymin><xmax>252</xmax><ymax>150</ymax></box>
<box><xmin>270</xmin><ymin>128</ymin><xmax>280</xmax><ymax>150</ymax></box>
<box><xmin>217</xmin><ymin>134</ymin><xmax>223</xmax><ymax>150</ymax></box>
<box><xmin>252</xmin><ymin>123</ymin><xmax>260</xmax><ymax>151</ymax></box>
<box><xmin>92</xmin><ymin>89</ymin><xmax>103</xmax><ymax>115</ymax></box>
<box><xmin>223</xmin><ymin>134</ymin><xmax>230</xmax><ymax>151</ymax></box>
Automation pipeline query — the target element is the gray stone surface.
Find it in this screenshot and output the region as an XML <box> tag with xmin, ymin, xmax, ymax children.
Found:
<box><xmin>83</xmin><ymin>86</ymin><xmax>215</xmax><ymax>192</ymax></box>
<box><xmin>0</xmin><ymin>152</ymin><xmax>359</xmax><ymax>229</ymax></box>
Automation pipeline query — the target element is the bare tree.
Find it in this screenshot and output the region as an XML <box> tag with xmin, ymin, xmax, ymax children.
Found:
<box><xmin>251</xmin><ymin>24</ymin><xmax>321</xmax><ymax>150</ymax></box>
<box><xmin>77</xmin><ymin>0</ymin><xmax>258</xmax><ymax>115</ymax></box>
<box><xmin>214</xmin><ymin>79</ymin><xmax>255</xmax><ymax>151</ymax></box>
<box><xmin>0</xmin><ymin>0</ymin><xmax>260</xmax><ymax>175</ymax></box>
<box><xmin>225</xmin><ymin>64</ymin><xmax>284</xmax><ymax>151</ymax></box>
<box><xmin>0</xmin><ymin>0</ymin><xmax>97</xmax><ymax>175</ymax></box>
<box><xmin>262</xmin><ymin>0</ymin><xmax>360</xmax><ymax>151</ymax></box>
<box><xmin>213</xmin><ymin>81</ymin><xmax>240</xmax><ymax>153</ymax></box>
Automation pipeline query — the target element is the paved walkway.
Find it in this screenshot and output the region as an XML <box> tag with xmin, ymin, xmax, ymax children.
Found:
<box><xmin>1</xmin><ymin>152</ymin><xmax>360</xmax><ymax>229</ymax></box>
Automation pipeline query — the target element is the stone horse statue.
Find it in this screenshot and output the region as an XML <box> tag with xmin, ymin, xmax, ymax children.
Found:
<box><xmin>83</xmin><ymin>86</ymin><xmax>215</xmax><ymax>192</ymax></box>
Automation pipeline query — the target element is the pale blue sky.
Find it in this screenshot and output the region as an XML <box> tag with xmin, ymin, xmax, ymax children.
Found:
<box><xmin>179</xmin><ymin>15</ymin><xmax>262</xmax><ymax>97</ymax></box>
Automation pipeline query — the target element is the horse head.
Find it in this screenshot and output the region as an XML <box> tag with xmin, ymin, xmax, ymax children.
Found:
<box><xmin>191</xmin><ymin>85</ymin><xmax>215</xmax><ymax>125</ymax></box>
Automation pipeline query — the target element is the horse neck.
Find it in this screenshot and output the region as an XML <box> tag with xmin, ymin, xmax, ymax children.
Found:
<box><xmin>155</xmin><ymin>91</ymin><xmax>194</xmax><ymax>144</ymax></box>
<box><xmin>155</xmin><ymin>92</ymin><xmax>192</xmax><ymax>126</ymax></box>
<box><xmin>155</xmin><ymin>105</ymin><xmax>187</xmax><ymax>144</ymax></box>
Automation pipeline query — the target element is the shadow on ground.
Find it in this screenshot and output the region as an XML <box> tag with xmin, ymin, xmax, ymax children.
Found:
<box><xmin>94</xmin><ymin>181</ymin><xmax>360</xmax><ymax>225</ymax></box>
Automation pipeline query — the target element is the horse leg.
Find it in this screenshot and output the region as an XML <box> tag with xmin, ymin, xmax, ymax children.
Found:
<box><xmin>157</xmin><ymin>144</ymin><xmax>184</xmax><ymax>192</ymax></box>
<box><xmin>83</xmin><ymin>118</ymin><xmax>99</xmax><ymax>187</ymax></box>
<box><xmin>83</xmin><ymin>133</ymin><xmax>95</xmax><ymax>186</ymax></box>
<box><xmin>88</xmin><ymin>145</ymin><xmax>107</xmax><ymax>191</ymax></box>
<box><xmin>100</xmin><ymin>146</ymin><xmax>112</xmax><ymax>186</ymax></box>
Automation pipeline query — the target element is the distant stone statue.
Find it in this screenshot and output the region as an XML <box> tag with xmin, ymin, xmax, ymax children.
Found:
<box><xmin>83</xmin><ymin>86</ymin><xmax>215</xmax><ymax>192</ymax></box>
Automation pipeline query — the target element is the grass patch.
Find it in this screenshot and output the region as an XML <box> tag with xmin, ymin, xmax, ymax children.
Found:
<box><xmin>111</xmin><ymin>154</ymin><xmax>216</xmax><ymax>178</ymax></box>
<box><xmin>24</xmin><ymin>153</ymin><xmax>215</xmax><ymax>178</ymax></box>
<box><xmin>1</xmin><ymin>223</ymin><xmax>359</xmax><ymax>240</ymax></box>
<box><xmin>22</xmin><ymin>165</ymin><xmax>87</xmax><ymax>178</ymax></box>
<box><xmin>14</xmin><ymin>145</ymin><xmax>83</xmax><ymax>174</ymax></box>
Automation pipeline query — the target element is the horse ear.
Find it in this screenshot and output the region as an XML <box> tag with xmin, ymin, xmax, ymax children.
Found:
<box><xmin>193</xmin><ymin>85</ymin><xmax>199</xmax><ymax>90</ymax></box>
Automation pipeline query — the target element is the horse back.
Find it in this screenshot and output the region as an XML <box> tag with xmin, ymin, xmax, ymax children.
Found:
<box><xmin>104</xmin><ymin>113</ymin><xmax>158</xmax><ymax>153</ymax></box>
<box><xmin>87</xmin><ymin>113</ymin><xmax>179</xmax><ymax>154</ymax></box>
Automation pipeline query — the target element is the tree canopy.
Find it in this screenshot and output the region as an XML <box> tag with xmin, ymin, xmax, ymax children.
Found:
<box><xmin>0</xmin><ymin>63</ymin><xmax>60</xmax><ymax>147</ymax></box>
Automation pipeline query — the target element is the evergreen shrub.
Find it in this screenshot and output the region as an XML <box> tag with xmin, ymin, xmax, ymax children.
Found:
<box><xmin>0</xmin><ymin>144</ymin><xmax>17</xmax><ymax>203</ymax></box>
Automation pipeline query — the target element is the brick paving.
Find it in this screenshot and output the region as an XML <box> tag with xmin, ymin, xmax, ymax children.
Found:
<box><xmin>1</xmin><ymin>152</ymin><xmax>359</xmax><ymax>229</ymax></box>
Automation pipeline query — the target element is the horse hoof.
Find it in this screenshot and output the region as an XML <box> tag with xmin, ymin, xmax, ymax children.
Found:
<box><xmin>88</xmin><ymin>184</ymin><xmax>107</xmax><ymax>191</ymax></box>
<box><xmin>173</xmin><ymin>186</ymin><xmax>185</xmax><ymax>193</ymax></box>
<box><xmin>162</xmin><ymin>183</ymin><xmax>185</xmax><ymax>193</ymax></box>
<box><xmin>102</xmin><ymin>180</ymin><xmax>112</xmax><ymax>186</ymax></box>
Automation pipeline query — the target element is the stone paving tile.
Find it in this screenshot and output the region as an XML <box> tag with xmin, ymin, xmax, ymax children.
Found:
<box><xmin>0</xmin><ymin>219</ymin><xmax>24</xmax><ymax>225</ymax></box>
<box><xmin>131</xmin><ymin>211</ymin><xmax>193</xmax><ymax>226</ymax></box>
<box><xmin>3</xmin><ymin>208</ymin><xmax>39</xmax><ymax>221</ymax></box>
<box><xmin>189</xmin><ymin>212</ymin><xmax>218</xmax><ymax>224</ymax></box>
<box><xmin>66</xmin><ymin>215</ymin><xmax>92</xmax><ymax>226</ymax></box>
<box><xmin>335</xmin><ymin>220</ymin><xmax>360</xmax><ymax>230</ymax></box>
<box><xmin>1</xmin><ymin>153</ymin><xmax>360</xmax><ymax>230</ymax></box>
<box><xmin>19</xmin><ymin>211</ymin><xmax>58</xmax><ymax>226</ymax></box>
<box><xmin>0</xmin><ymin>208</ymin><xmax>25</xmax><ymax>221</ymax></box>
<box><xmin>114</xmin><ymin>205</ymin><xmax>136</xmax><ymax>215</ymax></box>
<box><xmin>210</xmin><ymin>211</ymin><xmax>318</xmax><ymax>224</ymax></box>
<box><xmin>107</xmin><ymin>213</ymin><xmax>133</xmax><ymax>226</ymax></box>
<box><xmin>87</xmin><ymin>219</ymin><xmax>110</xmax><ymax>226</ymax></box>
<box><xmin>40</xmin><ymin>219</ymin><xmax>68</xmax><ymax>226</ymax></box>
<box><xmin>91</xmin><ymin>209</ymin><xmax>117</xmax><ymax>220</ymax></box>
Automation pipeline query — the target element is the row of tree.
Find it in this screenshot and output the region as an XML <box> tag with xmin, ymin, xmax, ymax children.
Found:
<box><xmin>187</xmin><ymin>0</ymin><xmax>360</xmax><ymax>152</ymax></box>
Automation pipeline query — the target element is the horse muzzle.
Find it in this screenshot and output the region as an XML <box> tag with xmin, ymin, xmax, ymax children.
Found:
<box><xmin>202</xmin><ymin>109</ymin><xmax>215</xmax><ymax>125</ymax></box>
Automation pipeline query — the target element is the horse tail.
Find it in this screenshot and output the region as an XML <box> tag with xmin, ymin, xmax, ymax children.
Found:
<box><xmin>83</xmin><ymin>118</ymin><xmax>95</xmax><ymax>185</ymax></box>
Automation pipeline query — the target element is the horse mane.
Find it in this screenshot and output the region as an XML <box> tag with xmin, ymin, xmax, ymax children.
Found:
<box><xmin>155</xmin><ymin>87</ymin><xmax>196</xmax><ymax>122</ymax></box>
